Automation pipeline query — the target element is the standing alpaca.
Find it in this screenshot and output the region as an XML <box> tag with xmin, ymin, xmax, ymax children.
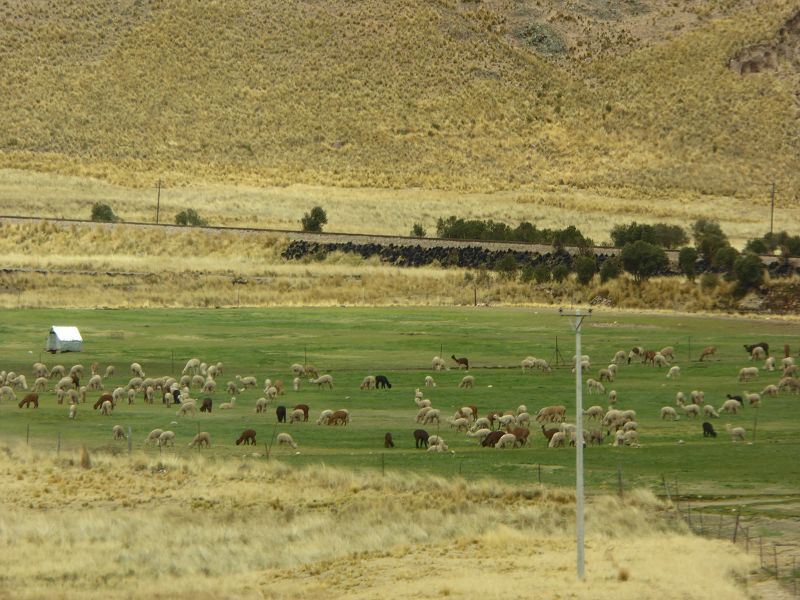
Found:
<box><xmin>451</xmin><ymin>355</ymin><xmax>469</xmax><ymax>370</ymax></box>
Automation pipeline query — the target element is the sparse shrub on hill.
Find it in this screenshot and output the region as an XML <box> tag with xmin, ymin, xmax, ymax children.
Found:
<box><xmin>732</xmin><ymin>253</ymin><xmax>765</xmax><ymax>294</ymax></box>
<box><xmin>692</xmin><ymin>219</ymin><xmax>729</xmax><ymax>263</ymax></box>
<box><xmin>712</xmin><ymin>245</ymin><xmax>739</xmax><ymax>274</ymax></box>
<box><xmin>301</xmin><ymin>206</ymin><xmax>328</xmax><ymax>233</ymax></box>
<box><xmin>435</xmin><ymin>217</ymin><xmax>592</xmax><ymax>247</ymax></box>
<box><xmin>410</xmin><ymin>223</ymin><xmax>426</xmax><ymax>238</ymax></box>
<box><xmin>610</xmin><ymin>222</ymin><xmax>688</xmax><ymax>249</ymax></box>
<box><xmin>620</xmin><ymin>241</ymin><xmax>668</xmax><ymax>284</ymax></box>
<box><xmin>574</xmin><ymin>255</ymin><xmax>597</xmax><ymax>285</ymax></box>
<box><xmin>552</xmin><ymin>264</ymin><xmax>569</xmax><ymax>282</ymax></box>
<box><xmin>175</xmin><ymin>209</ymin><xmax>208</xmax><ymax>227</ymax></box>
<box><xmin>678</xmin><ymin>247</ymin><xmax>699</xmax><ymax>281</ymax></box>
<box><xmin>745</xmin><ymin>231</ymin><xmax>800</xmax><ymax>256</ymax></box>
<box><xmin>495</xmin><ymin>253</ymin><xmax>518</xmax><ymax>279</ymax></box>
<box><xmin>599</xmin><ymin>256</ymin><xmax>622</xmax><ymax>282</ymax></box>
<box><xmin>90</xmin><ymin>202</ymin><xmax>118</xmax><ymax>223</ymax></box>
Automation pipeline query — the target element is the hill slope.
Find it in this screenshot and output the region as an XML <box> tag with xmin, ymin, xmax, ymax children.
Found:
<box><xmin>0</xmin><ymin>0</ymin><xmax>798</xmax><ymax>199</ymax></box>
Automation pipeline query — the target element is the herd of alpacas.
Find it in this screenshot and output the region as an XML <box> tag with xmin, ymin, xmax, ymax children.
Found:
<box><xmin>2</xmin><ymin>342</ymin><xmax>798</xmax><ymax>452</ymax></box>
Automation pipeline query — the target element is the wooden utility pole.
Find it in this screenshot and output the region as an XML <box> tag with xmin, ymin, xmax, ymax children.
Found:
<box><xmin>156</xmin><ymin>179</ymin><xmax>162</xmax><ymax>224</ymax></box>
<box><xmin>769</xmin><ymin>181</ymin><xmax>775</xmax><ymax>237</ymax></box>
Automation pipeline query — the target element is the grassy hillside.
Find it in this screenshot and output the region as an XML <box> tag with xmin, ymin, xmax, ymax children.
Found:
<box><xmin>0</xmin><ymin>0</ymin><xmax>798</xmax><ymax>202</ymax></box>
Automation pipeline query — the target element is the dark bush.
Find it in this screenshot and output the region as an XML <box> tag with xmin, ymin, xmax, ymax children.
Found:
<box><xmin>610</xmin><ymin>222</ymin><xmax>688</xmax><ymax>249</ymax></box>
<box><xmin>678</xmin><ymin>247</ymin><xmax>699</xmax><ymax>280</ymax></box>
<box><xmin>301</xmin><ymin>206</ymin><xmax>328</xmax><ymax>233</ymax></box>
<box><xmin>551</xmin><ymin>264</ymin><xmax>569</xmax><ymax>282</ymax></box>
<box><xmin>175</xmin><ymin>209</ymin><xmax>208</xmax><ymax>227</ymax></box>
<box><xmin>712</xmin><ymin>245</ymin><xmax>739</xmax><ymax>273</ymax></box>
<box><xmin>732</xmin><ymin>253</ymin><xmax>765</xmax><ymax>294</ymax></box>
<box><xmin>533</xmin><ymin>263</ymin><xmax>551</xmax><ymax>284</ymax></box>
<box><xmin>599</xmin><ymin>257</ymin><xmax>622</xmax><ymax>282</ymax></box>
<box><xmin>574</xmin><ymin>256</ymin><xmax>597</xmax><ymax>285</ymax></box>
<box><xmin>91</xmin><ymin>202</ymin><xmax>118</xmax><ymax>222</ymax></box>
<box><xmin>410</xmin><ymin>223</ymin><xmax>426</xmax><ymax>238</ymax></box>
<box><xmin>495</xmin><ymin>253</ymin><xmax>519</xmax><ymax>279</ymax></box>
<box><xmin>620</xmin><ymin>241</ymin><xmax>668</xmax><ymax>283</ymax></box>
<box><xmin>692</xmin><ymin>219</ymin><xmax>729</xmax><ymax>263</ymax></box>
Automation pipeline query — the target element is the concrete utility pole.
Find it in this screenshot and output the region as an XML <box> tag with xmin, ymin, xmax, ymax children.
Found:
<box><xmin>560</xmin><ymin>307</ymin><xmax>592</xmax><ymax>581</ymax></box>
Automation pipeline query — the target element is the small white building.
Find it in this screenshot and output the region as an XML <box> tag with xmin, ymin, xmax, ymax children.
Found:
<box><xmin>45</xmin><ymin>326</ymin><xmax>83</xmax><ymax>353</ymax></box>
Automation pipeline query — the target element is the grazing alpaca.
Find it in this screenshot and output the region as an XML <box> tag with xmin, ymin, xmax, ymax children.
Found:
<box><xmin>375</xmin><ymin>375</ymin><xmax>392</xmax><ymax>389</ymax></box>
<box><xmin>188</xmin><ymin>432</ymin><xmax>211</xmax><ymax>448</ymax></box>
<box><xmin>698</xmin><ymin>346</ymin><xmax>717</xmax><ymax>361</ymax></box>
<box><xmin>112</xmin><ymin>425</ymin><xmax>125</xmax><ymax>440</ymax></box>
<box><xmin>384</xmin><ymin>432</ymin><xmax>395</xmax><ymax>448</ymax></box>
<box><xmin>18</xmin><ymin>393</ymin><xmax>39</xmax><ymax>408</ymax></box>
<box><xmin>451</xmin><ymin>355</ymin><xmax>469</xmax><ymax>370</ymax></box>
<box><xmin>199</xmin><ymin>397</ymin><xmax>213</xmax><ymax>413</ymax></box>
<box><xmin>702</xmin><ymin>422</ymin><xmax>717</xmax><ymax>438</ymax></box>
<box><xmin>293</xmin><ymin>404</ymin><xmax>310</xmax><ymax>422</ymax></box>
<box><xmin>236</xmin><ymin>429</ymin><xmax>257</xmax><ymax>445</ymax></box>
<box><xmin>481</xmin><ymin>430</ymin><xmax>505</xmax><ymax>447</ymax></box>
<box><xmin>414</xmin><ymin>429</ymin><xmax>429</xmax><ymax>449</ymax></box>
<box><xmin>276</xmin><ymin>405</ymin><xmax>287</xmax><ymax>423</ymax></box>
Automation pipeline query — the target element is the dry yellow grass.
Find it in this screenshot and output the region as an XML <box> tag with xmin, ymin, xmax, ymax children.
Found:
<box><xmin>0</xmin><ymin>221</ymin><xmax>793</xmax><ymax>311</ymax></box>
<box><xmin>1</xmin><ymin>169</ymin><xmax>795</xmax><ymax>248</ymax></box>
<box><xmin>0</xmin><ymin>443</ymin><xmax>755</xmax><ymax>599</ymax></box>
<box><xmin>1</xmin><ymin>1</ymin><xmax>799</xmax><ymax>210</ymax></box>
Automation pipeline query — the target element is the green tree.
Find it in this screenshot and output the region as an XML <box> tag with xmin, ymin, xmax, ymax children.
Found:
<box><xmin>732</xmin><ymin>253</ymin><xmax>765</xmax><ymax>293</ymax></box>
<box><xmin>692</xmin><ymin>219</ymin><xmax>729</xmax><ymax>263</ymax></box>
<box><xmin>495</xmin><ymin>253</ymin><xmax>518</xmax><ymax>279</ymax></box>
<box><xmin>533</xmin><ymin>263</ymin><xmax>551</xmax><ymax>284</ymax></box>
<box><xmin>90</xmin><ymin>202</ymin><xmax>118</xmax><ymax>222</ymax></box>
<box><xmin>551</xmin><ymin>264</ymin><xmax>569</xmax><ymax>282</ymax></box>
<box><xmin>301</xmin><ymin>206</ymin><xmax>328</xmax><ymax>233</ymax></box>
<box><xmin>410</xmin><ymin>223</ymin><xmax>426</xmax><ymax>238</ymax></box>
<box><xmin>712</xmin><ymin>245</ymin><xmax>739</xmax><ymax>273</ymax></box>
<box><xmin>175</xmin><ymin>208</ymin><xmax>208</xmax><ymax>227</ymax></box>
<box><xmin>574</xmin><ymin>255</ymin><xmax>597</xmax><ymax>285</ymax></box>
<box><xmin>678</xmin><ymin>247</ymin><xmax>699</xmax><ymax>281</ymax></box>
<box><xmin>620</xmin><ymin>241</ymin><xmax>668</xmax><ymax>283</ymax></box>
<box><xmin>599</xmin><ymin>256</ymin><xmax>622</xmax><ymax>282</ymax></box>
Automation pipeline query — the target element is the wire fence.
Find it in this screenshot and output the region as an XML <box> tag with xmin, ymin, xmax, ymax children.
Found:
<box><xmin>661</xmin><ymin>477</ymin><xmax>800</xmax><ymax>597</ymax></box>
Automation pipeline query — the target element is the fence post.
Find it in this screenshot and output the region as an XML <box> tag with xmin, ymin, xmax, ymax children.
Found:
<box><xmin>127</xmin><ymin>426</ymin><xmax>132</xmax><ymax>455</ymax></box>
<box><xmin>718</xmin><ymin>514</ymin><xmax>724</xmax><ymax>537</ymax></box>
<box><xmin>774</xmin><ymin>546</ymin><xmax>779</xmax><ymax>578</ymax></box>
<box><xmin>381</xmin><ymin>453</ymin><xmax>385</xmax><ymax>477</ymax></box>
<box><xmin>759</xmin><ymin>537</ymin><xmax>764</xmax><ymax>568</ymax></box>
<box><xmin>26</xmin><ymin>424</ymin><xmax>30</xmax><ymax>446</ymax></box>
<box><xmin>687</xmin><ymin>503</ymin><xmax>693</xmax><ymax>530</ymax></box>
<box><xmin>699</xmin><ymin>510</ymin><xmax>704</xmax><ymax>534</ymax></box>
<box><xmin>732</xmin><ymin>511</ymin><xmax>740</xmax><ymax>543</ymax></box>
<box><xmin>538</xmin><ymin>463</ymin><xmax>541</xmax><ymax>485</ymax></box>
<box><xmin>617</xmin><ymin>463</ymin><xmax>623</xmax><ymax>499</ymax></box>
<box><xmin>745</xmin><ymin>527</ymin><xmax>749</xmax><ymax>553</ymax></box>
<box><xmin>57</xmin><ymin>432</ymin><xmax>61</xmax><ymax>456</ymax></box>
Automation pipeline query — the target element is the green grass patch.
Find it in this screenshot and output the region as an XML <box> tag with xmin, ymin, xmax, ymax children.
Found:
<box><xmin>0</xmin><ymin>307</ymin><xmax>797</xmax><ymax>499</ymax></box>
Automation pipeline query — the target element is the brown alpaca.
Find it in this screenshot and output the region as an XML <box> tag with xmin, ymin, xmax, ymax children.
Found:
<box><xmin>18</xmin><ymin>393</ymin><xmax>39</xmax><ymax>408</ymax></box>
<box><xmin>93</xmin><ymin>393</ymin><xmax>113</xmax><ymax>410</ymax></box>
<box><xmin>235</xmin><ymin>429</ymin><xmax>257</xmax><ymax>445</ymax></box>
<box><xmin>698</xmin><ymin>346</ymin><xmax>717</xmax><ymax>361</ymax></box>
<box><xmin>293</xmin><ymin>404</ymin><xmax>309</xmax><ymax>422</ymax></box>
<box><xmin>384</xmin><ymin>432</ymin><xmax>394</xmax><ymax>448</ymax></box>
<box><xmin>327</xmin><ymin>410</ymin><xmax>349</xmax><ymax>425</ymax></box>
<box><xmin>451</xmin><ymin>354</ymin><xmax>469</xmax><ymax>370</ymax></box>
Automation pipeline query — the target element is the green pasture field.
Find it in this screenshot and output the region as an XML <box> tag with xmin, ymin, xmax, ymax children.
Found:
<box><xmin>0</xmin><ymin>307</ymin><xmax>798</xmax><ymax>500</ymax></box>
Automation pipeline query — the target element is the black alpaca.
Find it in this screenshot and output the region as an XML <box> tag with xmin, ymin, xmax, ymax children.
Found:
<box><xmin>414</xmin><ymin>429</ymin><xmax>429</xmax><ymax>449</ymax></box>
<box><xmin>376</xmin><ymin>375</ymin><xmax>392</xmax><ymax>389</ymax></box>
<box><xmin>276</xmin><ymin>405</ymin><xmax>287</xmax><ymax>423</ymax></box>
<box><xmin>702</xmin><ymin>422</ymin><xmax>717</xmax><ymax>438</ymax></box>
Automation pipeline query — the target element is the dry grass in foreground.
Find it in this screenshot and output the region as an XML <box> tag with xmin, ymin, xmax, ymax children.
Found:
<box><xmin>0</xmin><ymin>444</ymin><xmax>755</xmax><ymax>599</ymax></box>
